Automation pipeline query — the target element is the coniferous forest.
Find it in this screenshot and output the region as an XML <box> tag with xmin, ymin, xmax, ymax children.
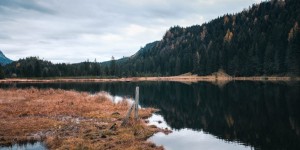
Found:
<box><xmin>2</xmin><ymin>0</ymin><xmax>300</xmax><ymax>78</ymax></box>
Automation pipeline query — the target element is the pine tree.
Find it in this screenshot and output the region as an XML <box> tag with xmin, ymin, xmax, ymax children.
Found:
<box><xmin>175</xmin><ymin>57</ymin><xmax>181</xmax><ymax>75</ymax></box>
<box><xmin>193</xmin><ymin>52</ymin><xmax>200</xmax><ymax>73</ymax></box>
<box><xmin>34</xmin><ymin>60</ymin><xmax>41</xmax><ymax>77</ymax></box>
<box><xmin>110</xmin><ymin>56</ymin><xmax>116</xmax><ymax>76</ymax></box>
<box><xmin>286</xmin><ymin>24</ymin><xmax>300</xmax><ymax>76</ymax></box>
<box><xmin>0</xmin><ymin>65</ymin><xmax>5</xmax><ymax>79</ymax></box>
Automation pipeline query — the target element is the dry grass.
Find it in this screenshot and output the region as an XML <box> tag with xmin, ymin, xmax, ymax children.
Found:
<box><xmin>1</xmin><ymin>73</ymin><xmax>298</xmax><ymax>84</ymax></box>
<box><xmin>0</xmin><ymin>68</ymin><xmax>298</xmax><ymax>84</ymax></box>
<box><xmin>0</xmin><ymin>88</ymin><xmax>163</xmax><ymax>150</ymax></box>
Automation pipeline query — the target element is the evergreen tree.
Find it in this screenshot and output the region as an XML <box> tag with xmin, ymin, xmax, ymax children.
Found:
<box><xmin>175</xmin><ymin>57</ymin><xmax>181</xmax><ymax>75</ymax></box>
<box><xmin>34</xmin><ymin>60</ymin><xmax>41</xmax><ymax>77</ymax></box>
<box><xmin>193</xmin><ymin>52</ymin><xmax>200</xmax><ymax>73</ymax></box>
<box><xmin>110</xmin><ymin>56</ymin><xmax>116</xmax><ymax>76</ymax></box>
<box><xmin>286</xmin><ymin>23</ymin><xmax>300</xmax><ymax>75</ymax></box>
<box><xmin>0</xmin><ymin>65</ymin><xmax>4</xmax><ymax>79</ymax></box>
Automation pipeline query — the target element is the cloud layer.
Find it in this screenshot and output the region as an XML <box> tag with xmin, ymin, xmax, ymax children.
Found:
<box><xmin>0</xmin><ymin>0</ymin><xmax>260</xmax><ymax>63</ymax></box>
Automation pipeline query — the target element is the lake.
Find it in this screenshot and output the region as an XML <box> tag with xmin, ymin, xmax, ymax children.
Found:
<box><xmin>0</xmin><ymin>142</ymin><xmax>46</xmax><ymax>150</ymax></box>
<box><xmin>0</xmin><ymin>81</ymin><xmax>299</xmax><ymax>150</ymax></box>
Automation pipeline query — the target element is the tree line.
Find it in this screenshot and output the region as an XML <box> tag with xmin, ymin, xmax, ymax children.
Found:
<box><xmin>2</xmin><ymin>57</ymin><xmax>114</xmax><ymax>78</ymax></box>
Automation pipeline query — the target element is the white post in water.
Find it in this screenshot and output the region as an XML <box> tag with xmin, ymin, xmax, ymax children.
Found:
<box><xmin>134</xmin><ymin>86</ymin><xmax>139</xmax><ymax>120</ymax></box>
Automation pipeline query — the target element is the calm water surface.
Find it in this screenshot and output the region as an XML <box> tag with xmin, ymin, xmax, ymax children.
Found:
<box><xmin>0</xmin><ymin>142</ymin><xmax>46</xmax><ymax>150</ymax></box>
<box><xmin>0</xmin><ymin>81</ymin><xmax>299</xmax><ymax>150</ymax></box>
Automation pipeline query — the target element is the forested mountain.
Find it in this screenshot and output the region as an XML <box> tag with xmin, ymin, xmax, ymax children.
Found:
<box><xmin>0</xmin><ymin>51</ymin><xmax>12</xmax><ymax>79</ymax></box>
<box><xmin>2</xmin><ymin>0</ymin><xmax>300</xmax><ymax>78</ymax></box>
<box><xmin>0</xmin><ymin>50</ymin><xmax>12</xmax><ymax>65</ymax></box>
<box><xmin>119</xmin><ymin>0</ymin><xmax>300</xmax><ymax>76</ymax></box>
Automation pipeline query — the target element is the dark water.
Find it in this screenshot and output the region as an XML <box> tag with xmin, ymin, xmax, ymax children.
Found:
<box><xmin>0</xmin><ymin>81</ymin><xmax>299</xmax><ymax>150</ymax></box>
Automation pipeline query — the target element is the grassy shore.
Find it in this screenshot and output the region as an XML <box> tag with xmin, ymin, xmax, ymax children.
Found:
<box><xmin>0</xmin><ymin>75</ymin><xmax>299</xmax><ymax>84</ymax></box>
<box><xmin>0</xmin><ymin>88</ymin><xmax>164</xmax><ymax>150</ymax></box>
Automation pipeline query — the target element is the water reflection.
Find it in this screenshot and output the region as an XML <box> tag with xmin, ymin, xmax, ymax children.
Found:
<box><xmin>141</xmin><ymin>82</ymin><xmax>300</xmax><ymax>150</ymax></box>
<box><xmin>147</xmin><ymin>113</ymin><xmax>171</xmax><ymax>130</ymax></box>
<box><xmin>151</xmin><ymin>129</ymin><xmax>251</xmax><ymax>150</ymax></box>
<box><xmin>0</xmin><ymin>81</ymin><xmax>299</xmax><ymax>149</ymax></box>
<box><xmin>0</xmin><ymin>142</ymin><xmax>46</xmax><ymax>150</ymax></box>
<box><xmin>147</xmin><ymin>113</ymin><xmax>251</xmax><ymax>150</ymax></box>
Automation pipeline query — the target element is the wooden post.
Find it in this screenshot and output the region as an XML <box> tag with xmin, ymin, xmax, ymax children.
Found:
<box><xmin>121</xmin><ymin>103</ymin><xmax>134</xmax><ymax>126</ymax></box>
<box><xmin>134</xmin><ymin>86</ymin><xmax>139</xmax><ymax>120</ymax></box>
<box><xmin>121</xmin><ymin>86</ymin><xmax>139</xmax><ymax>126</ymax></box>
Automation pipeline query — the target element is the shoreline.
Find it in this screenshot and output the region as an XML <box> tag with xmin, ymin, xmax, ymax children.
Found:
<box><xmin>0</xmin><ymin>76</ymin><xmax>299</xmax><ymax>84</ymax></box>
<box><xmin>0</xmin><ymin>88</ymin><xmax>166</xmax><ymax>149</ymax></box>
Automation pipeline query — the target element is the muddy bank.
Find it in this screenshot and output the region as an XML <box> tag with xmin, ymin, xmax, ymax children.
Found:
<box><xmin>0</xmin><ymin>88</ymin><xmax>165</xmax><ymax>150</ymax></box>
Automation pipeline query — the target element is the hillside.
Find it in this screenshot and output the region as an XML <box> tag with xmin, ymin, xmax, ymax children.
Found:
<box><xmin>0</xmin><ymin>50</ymin><xmax>13</xmax><ymax>65</ymax></box>
<box><xmin>118</xmin><ymin>0</ymin><xmax>300</xmax><ymax>77</ymax></box>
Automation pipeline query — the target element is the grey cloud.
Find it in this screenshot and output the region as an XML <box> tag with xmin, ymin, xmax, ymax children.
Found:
<box><xmin>0</xmin><ymin>0</ymin><xmax>55</xmax><ymax>14</ymax></box>
<box><xmin>0</xmin><ymin>34</ymin><xmax>11</xmax><ymax>39</ymax></box>
<box><xmin>0</xmin><ymin>0</ymin><xmax>260</xmax><ymax>63</ymax></box>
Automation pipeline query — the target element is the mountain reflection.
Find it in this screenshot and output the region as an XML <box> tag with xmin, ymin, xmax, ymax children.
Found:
<box><xmin>1</xmin><ymin>81</ymin><xmax>299</xmax><ymax>149</ymax></box>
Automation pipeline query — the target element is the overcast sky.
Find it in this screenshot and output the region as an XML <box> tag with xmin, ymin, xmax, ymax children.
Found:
<box><xmin>0</xmin><ymin>0</ymin><xmax>262</xmax><ymax>63</ymax></box>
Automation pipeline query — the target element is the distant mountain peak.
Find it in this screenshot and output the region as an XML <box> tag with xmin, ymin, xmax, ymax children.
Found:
<box><xmin>0</xmin><ymin>50</ymin><xmax>13</xmax><ymax>65</ymax></box>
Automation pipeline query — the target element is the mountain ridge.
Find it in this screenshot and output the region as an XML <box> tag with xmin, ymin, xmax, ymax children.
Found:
<box><xmin>0</xmin><ymin>50</ymin><xmax>13</xmax><ymax>65</ymax></box>
<box><xmin>116</xmin><ymin>0</ymin><xmax>300</xmax><ymax>76</ymax></box>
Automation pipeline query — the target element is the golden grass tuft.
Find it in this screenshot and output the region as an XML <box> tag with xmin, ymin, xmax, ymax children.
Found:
<box><xmin>0</xmin><ymin>88</ymin><xmax>162</xmax><ymax>149</ymax></box>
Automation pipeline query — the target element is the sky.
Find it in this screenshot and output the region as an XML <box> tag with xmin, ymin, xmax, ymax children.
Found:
<box><xmin>0</xmin><ymin>0</ymin><xmax>262</xmax><ymax>63</ymax></box>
